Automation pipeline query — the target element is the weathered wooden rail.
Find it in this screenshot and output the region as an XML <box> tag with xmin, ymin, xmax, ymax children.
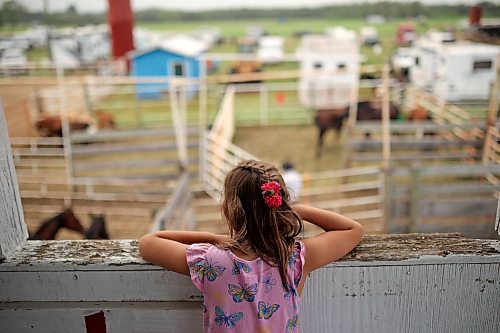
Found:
<box><xmin>346</xmin><ymin>121</ymin><xmax>486</xmax><ymax>166</ymax></box>
<box><xmin>1</xmin><ymin>235</ymin><xmax>499</xmax><ymax>332</ymax></box>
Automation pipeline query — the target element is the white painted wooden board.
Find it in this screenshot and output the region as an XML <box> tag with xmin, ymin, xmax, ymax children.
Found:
<box><xmin>0</xmin><ymin>235</ymin><xmax>499</xmax><ymax>332</ymax></box>
<box><xmin>1</xmin><ymin>303</ymin><xmax>202</xmax><ymax>333</ymax></box>
<box><xmin>0</xmin><ymin>102</ymin><xmax>28</xmax><ymax>260</ymax></box>
<box><xmin>301</xmin><ymin>263</ymin><xmax>500</xmax><ymax>333</ymax></box>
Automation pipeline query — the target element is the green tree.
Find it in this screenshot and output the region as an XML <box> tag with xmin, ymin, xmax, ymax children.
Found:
<box><xmin>1</xmin><ymin>0</ymin><xmax>28</xmax><ymax>27</ymax></box>
<box><xmin>66</xmin><ymin>4</ymin><xmax>78</xmax><ymax>15</ymax></box>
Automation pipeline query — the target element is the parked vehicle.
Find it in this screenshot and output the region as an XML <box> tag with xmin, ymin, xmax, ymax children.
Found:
<box><xmin>396</xmin><ymin>23</ymin><xmax>417</xmax><ymax>46</ymax></box>
<box><xmin>0</xmin><ymin>48</ymin><xmax>27</xmax><ymax>74</ymax></box>
<box><xmin>257</xmin><ymin>36</ymin><xmax>284</xmax><ymax>64</ymax></box>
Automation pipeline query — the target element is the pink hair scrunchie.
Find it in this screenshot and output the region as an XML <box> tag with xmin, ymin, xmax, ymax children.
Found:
<box><xmin>261</xmin><ymin>181</ymin><xmax>282</xmax><ymax>208</ymax></box>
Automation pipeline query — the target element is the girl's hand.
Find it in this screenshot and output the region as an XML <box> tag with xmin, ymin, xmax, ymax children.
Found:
<box><xmin>294</xmin><ymin>204</ymin><xmax>364</xmax><ymax>274</ymax></box>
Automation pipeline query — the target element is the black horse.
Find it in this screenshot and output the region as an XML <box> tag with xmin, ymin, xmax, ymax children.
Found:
<box><xmin>85</xmin><ymin>214</ymin><xmax>110</xmax><ymax>239</ymax></box>
<box><xmin>315</xmin><ymin>101</ymin><xmax>400</xmax><ymax>158</ymax></box>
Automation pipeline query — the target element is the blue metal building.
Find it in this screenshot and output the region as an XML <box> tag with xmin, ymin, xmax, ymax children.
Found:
<box><xmin>129</xmin><ymin>35</ymin><xmax>208</xmax><ymax>99</ymax></box>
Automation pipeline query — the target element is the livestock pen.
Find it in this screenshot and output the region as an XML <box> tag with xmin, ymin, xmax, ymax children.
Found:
<box><xmin>3</xmin><ymin>66</ymin><xmax>499</xmax><ymax>240</ymax></box>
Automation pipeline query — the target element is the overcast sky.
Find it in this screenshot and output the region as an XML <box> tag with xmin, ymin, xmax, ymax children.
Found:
<box><xmin>6</xmin><ymin>0</ymin><xmax>499</xmax><ymax>13</ymax></box>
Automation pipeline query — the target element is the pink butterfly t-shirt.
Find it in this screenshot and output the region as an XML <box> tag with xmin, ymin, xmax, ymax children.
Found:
<box><xmin>186</xmin><ymin>241</ymin><xmax>305</xmax><ymax>333</ymax></box>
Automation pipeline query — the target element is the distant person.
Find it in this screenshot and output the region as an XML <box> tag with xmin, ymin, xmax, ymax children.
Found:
<box><xmin>281</xmin><ymin>161</ymin><xmax>303</xmax><ymax>203</ymax></box>
<box><xmin>139</xmin><ymin>159</ymin><xmax>363</xmax><ymax>333</ymax></box>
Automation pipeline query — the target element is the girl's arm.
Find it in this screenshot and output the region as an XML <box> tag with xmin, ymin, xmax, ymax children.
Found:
<box><xmin>138</xmin><ymin>231</ymin><xmax>229</xmax><ymax>276</ymax></box>
<box><xmin>294</xmin><ymin>204</ymin><xmax>364</xmax><ymax>274</ymax></box>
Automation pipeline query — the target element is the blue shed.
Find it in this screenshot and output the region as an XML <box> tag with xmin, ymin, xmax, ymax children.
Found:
<box><xmin>129</xmin><ymin>35</ymin><xmax>208</xmax><ymax>99</ymax></box>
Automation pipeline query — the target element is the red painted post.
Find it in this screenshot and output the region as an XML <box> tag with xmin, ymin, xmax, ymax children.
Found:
<box><xmin>107</xmin><ymin>0</ymin><xmax>134</xmax><ymax>70</ymax></box>
<box><xmin>85</xmin><ymin>310</ymin><xmax>107</xmax><ymax>333</ymax></box>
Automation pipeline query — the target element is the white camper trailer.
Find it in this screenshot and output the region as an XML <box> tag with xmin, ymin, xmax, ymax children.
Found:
<box><xmin>409</xmin><ymin>32</ymin><xmax>455</xmax><ymax>91</ymax></box>
<box><xmin>410</xmin><ymin>38</ymin><xmax>500</xmax><ymax>101</ymax></box>
<box><xmin>296</xmin><ymin>28</ymin><xmax>361</xmax><ymax>109</ymax></box>
<box><xmin>409</xmin><ymin>38</ymin><xmax>440</xmax><ymax>90</ymax></box>
<box><xmin>433</xmin><ymin>43</ymin><xmax>499</xmax><ymax>101</ymax></box>
<box><xmin>257</xmin><ymin>36</ymin><xmax>284</xmax><ymax>64</ymax></box>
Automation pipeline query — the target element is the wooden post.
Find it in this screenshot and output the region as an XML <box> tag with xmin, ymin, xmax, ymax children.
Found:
<box><xmin>381</xmin><ymin>64</ymin><xmax>391</xmax><ymax>168</ymax></box>
<box><xmin>382</xmin><ymin>162</ymin><xmax>392</xmax><ymax>233</ymax></box>
<box><xmin>344</xmin><ymin>68</ymin><xmax>361</xmax><ymax>167</ymax></box>
<box><xmin>82</xmin><ymin>78</ymin><xmax>94</xmax><ymax>117</ymax></box>
<box><xmin>482</xmin><ymin>55</ymin><xmax>499</xmax><ymax>163</ymax></box>
<box><xmin>56</xmin><ymin>65</ymin><xmax>74</xmax><ymax>202</ymax></box>
<box><xmin>0</xmin><ymin>102</ymin><xmax>28</xmax><ymax>260</ymax></box>
<box><xmin>486</xmin><ymin>54</ymin><xmax>500</xmax><ymax>128</ymax></box>
<box><xmin>198</xmin><ymin>55</ymin><xmax>208</xmax><ymax>183</ymax></box>
<box><xmin>259</xmin><ymin>85</ymin><xmax>268</xmax><ymax>126</ymax></box>
<box><xmin>169</xmin><ymin>79</ymin><xmax>188</xmax><ymax>168</ymax></box>
<box><xmin>408</xmin><ymin>164</ymin><xmax>422</xmax><ymax>233</ymax></box>
<box><xmin>495</xmin><ymin>194</ymin><xmax>500</xmax><ymax>235</ymax></box>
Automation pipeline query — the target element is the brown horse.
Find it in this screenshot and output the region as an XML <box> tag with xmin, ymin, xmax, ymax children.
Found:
<box><xmin>29</xmin><ymin>207</ymin><xmax>85</xmax><ymax>240</ymax></box>
<box><xmin>35</xmin><ymin>115</ymin><xmax>90</xmax><ymax>137</ymax></box>
<box><xmin>315</xmin><ymin>101</ymin><xmax>400</xmax><ymax>157</ymax></box>
<box><xmin>407</xmin><ymin>104</ymin><xmax>432</xmax><ymax>121</ymax></box>
<box><xmin>96</xmin><ymin>111</ymin><xmax>116</xmax><ymax>129</ymax></box>
<box><xmin>85</xmin><ymin>214</ymin><xmax>110</xmax><ymax>239</ymax></box>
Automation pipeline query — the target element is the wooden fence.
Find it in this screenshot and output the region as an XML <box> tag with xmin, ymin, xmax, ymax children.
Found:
<box><xmin>346</xmin><ymin>122</ymin><xmax>486</xmax><ymax>166</ymax></box>
<box><xmin>300</xmin><ymin>166</ymin><xmax>385</xmax><ymax>234</ymax></box>
<box><xmin>150</xmin><ymin>172</ymin><xmax>195</xmax><ymax>232</ymax></box>
<box><xmin>344</xmin><ymin>84</ymin><xmax>490</xmax><ymax>167</ymax></box>
<box><xmin>482</xmin><ymin>124</ymin><xmax>500</xmax><ymax>185</ymax></box>
<box><xmin>4</xmin><ymin>74</ymin><xmax>499</xmax><ymax>238</ymax></box>
<box><xmin>387</xmin><ymin>163</ymin><xmax>500</xmax><ymax>238</ymax></box>
<box><xmin>202</xmin><ymin>84</ymin><xmax>258</xmax><ymax>201</ymax></box>
<box><xmin>70</xmin><ymin>127</ymin><xmax>199</xmax><ymax>180</ymax></box>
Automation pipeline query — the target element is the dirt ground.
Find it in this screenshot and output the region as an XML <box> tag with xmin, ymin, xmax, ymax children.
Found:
<box><xmin>234</xmin><ymin>124</ymin><xmax>348</xmax><ymax>172</ymax></box>
<box><xmin>0</xmin><ymin>84</ymin><xmax>38</xmax><ymax>137</ymax></box>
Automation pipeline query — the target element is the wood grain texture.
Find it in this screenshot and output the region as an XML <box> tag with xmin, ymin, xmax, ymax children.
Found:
<box><xmin>0</xmin><ymin>103</ymin><xmax>28</xmax><ymax>260</ymax></box>
<box><xmin>0</xmin><ymin>235</ymin><xmax>499</xmax><ymax>332</ymax></box>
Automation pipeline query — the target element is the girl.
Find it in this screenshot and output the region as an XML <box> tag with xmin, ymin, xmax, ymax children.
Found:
<box><xmin>139</xmin><ymin>159</ymin><xmax>363</xmax><ymax>332</ymax></box>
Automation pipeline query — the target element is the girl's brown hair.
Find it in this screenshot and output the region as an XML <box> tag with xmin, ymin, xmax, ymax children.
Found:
<box><xmin>220</xmin><ymin>159</ymin><xmax>303</xmax><ymax>289</ymax></box>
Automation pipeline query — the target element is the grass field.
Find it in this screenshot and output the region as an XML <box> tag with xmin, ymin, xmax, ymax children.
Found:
<box><xmin>139</xmin><ymin>16</ymin><xmax>466</xmax><ymax>65</ymax></box>
<box><xmin>20</xmin><ymin>16</ymin><xmax>468</xmax><ymax>67</ymax></box>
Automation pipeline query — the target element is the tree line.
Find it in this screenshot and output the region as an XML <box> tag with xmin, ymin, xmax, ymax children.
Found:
<box><xmin>1</xmin><ymin>0</ymin><xmax>499</xmax><ymax>27</ymax></box>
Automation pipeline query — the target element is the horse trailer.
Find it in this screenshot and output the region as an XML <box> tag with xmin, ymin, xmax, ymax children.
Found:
<box><xmin>410</xmin><ymin>37</ymin><xmax>500</xmax><ymax>101</ymax></box>
<box><xmin>296</xmin><ymin>27</ymin><xmax>361</xmax><ymax>109</ymax></box>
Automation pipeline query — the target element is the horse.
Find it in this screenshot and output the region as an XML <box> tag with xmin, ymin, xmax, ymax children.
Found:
<box><xmin>35</xmin><ymin>115</ymin><xmax>91</xmax><ymax>137</ymax></box>
<box><xmin>85</xmin><ymin>214</ymin><xmax>110</xmax><ymax>240</ymax></box>
<box><xmin>29</xmin><ymin>207</ymin><xmax>85</xmax><ymax>240</ymax></box>
<box><xmin>315</xmin><ymin>101</ymin><xmax>400</xmax><ymax>157</ymax></box>
<box><xmin>96</xmin><ymin>111</ymin><xmax>115</xmax><ymax>129</ymax></box>
<box><xmin>407</xmin><ymin>104</ymin><xmax>432</xmax><ymax>121</ymax></box>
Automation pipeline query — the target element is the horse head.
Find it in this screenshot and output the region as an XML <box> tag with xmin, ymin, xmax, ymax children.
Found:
<box><xmin>96</xmin><ymin>112</ymin><xmax>116</xmax><ymax>129</ymax></box>
<box><xmin>62</xmin><ymin>208</ymin><xmax>86</xmax><ymax>234</ymax></box>
<box><xmin>29</xmin><ymin>207</ymin><xmax>84</xmax><ymax>240</ymax></box>
<box><xmin>85</xmin><ymin>214</ymin><xmax>110</xmax><ymax>239</ymax></box>
<box><xmin>35</xmin><ymin>115</ymin><xmax>63</xmax><ymax>137</ymax></box>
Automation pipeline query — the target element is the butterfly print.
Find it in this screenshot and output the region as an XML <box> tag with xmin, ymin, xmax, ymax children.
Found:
<box><xmin>288</xmin><ymin>250</ymin><xmax>298</xmax><ymax>267</ymax></box>
<box><xmin>283</xmin><ymin>283</ymin><xmax>297</xmax><ymax>300</ymax></box>
<box><xmin>259</xmin><ymin>272</ymin><xmax>277</xmax><ymax>293</ymax></box>
<box><xmin>191</xmin><ymin>259</ymin><xmax>226</xmax><ymax>282</ymax></box>
<box><xmin>228</xmin><ymin>283</ymin><xmax>258</xmax><ymax>303</ymax></box>
<box><xmin>257</xmin><ymin>301</ymin><xmax>280</xmax><ymax>320</ymax></box>
<box><xmin>232</xmin><ymin>260</ymin><xmax>252</xmax><ymax>275</ymax></box>
<box><xmin>285</xmin><ymin>314</ymin><xmax>299</xmax><ymax>333</ymax></box>
<box><xmin>214</xmin><ymin>305</ymin><xmax>243</xmax><ymax>329</ymax></box>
